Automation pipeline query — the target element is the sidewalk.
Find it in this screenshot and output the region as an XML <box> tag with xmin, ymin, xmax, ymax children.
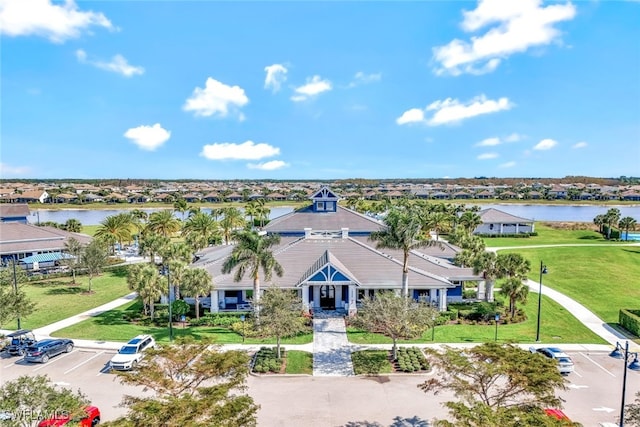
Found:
<box><xmin>312</xmin><ymin>313</ymin><xmax>354</xmax><ymax>376</ymax></box>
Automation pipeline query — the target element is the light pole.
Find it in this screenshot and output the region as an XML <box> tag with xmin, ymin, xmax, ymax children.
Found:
<box><xmin>609</xmin><ymin>341</ymin><xmax>640</xmax><ymax>427</ymax></box>
<box><xmin>535</xmin><ymin>261</ymin><xmax>548</xmax><ymax>342</ymax></box>
<box><xmin>494</xmin><ymin>313</ymin><xmax>500</xmax><ymax>342</ymax></box>
<box><xmin>431</xmin><ymin>314</ymin><xmax>436</xmax><ymax>341</ymax></box>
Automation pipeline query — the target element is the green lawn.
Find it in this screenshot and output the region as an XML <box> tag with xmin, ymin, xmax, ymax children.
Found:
<box><xmin>81</xmin><ymin>225</ymin><xmax>99</xmax><ymax>236</ymax></box>
<box><xmin>348</xmin><ymin>293</ymin><xmax>606</xmax><ymax>345</ymax></box>
<box><xmin>285</xmin><ymin>350</ymin><xmax>313</xmax><ymax>374</ymax></box>
<box><xmin>482</xmin><ymin>223</ymin><xmax>612</xmax><ymax>247</ymax></box>
<box><xmin>52</xmin><ymin>300</ymin><xmax>314</xmax><ymax>344</ymax></box>
<box><xmin>501</xmin><ymin>246</ymin><xmax>640</xmax><ymax>325</ymax></box>
<box><xmin>2</xmin><ymin>266</ymin><xmax>132</xmax><ymax>330</ymax></box>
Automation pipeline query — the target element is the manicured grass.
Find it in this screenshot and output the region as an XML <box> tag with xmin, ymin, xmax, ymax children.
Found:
<box><xmin>285</xmin><ymin>350</ymin><xmax>313</xmax><ymax>374</ymax></box>
<box><xmin>351</xmin><ymin>350</ymin><xmax>394</xmax><ymax>375</ymax></box>
<box><xmin>81</xmin><ymin>225</ymin><xmax>99</xmax><ymax>236</ymax></box>
<box><xmin>501</xmin><ymin>246</ymin><xmax>640</xmax><ymax>325</ymax></box>
<box><xmin>52</xmin><ymin>300</ymin><xmax>314</xmax><ymax>344</ymax></box>
<box><xmin>2</xmin><ymin>266</ymin><xmax>132</xmax><ymax>330</ymax></box>
<box><xmin>483</xmin><ymin>223</ymin><xmax>611</xmax><ymax>247</ymax></box>
<box><xmin>347</xmin><ymin>293</ymin><xmax>606</xmax><ymax>344</ymax></box>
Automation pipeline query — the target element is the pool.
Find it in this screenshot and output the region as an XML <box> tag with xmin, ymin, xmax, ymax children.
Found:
<box><xmin>621</xmin><ymin>232</ymin><xmax>640</xmax><ymax>241</ymax></box>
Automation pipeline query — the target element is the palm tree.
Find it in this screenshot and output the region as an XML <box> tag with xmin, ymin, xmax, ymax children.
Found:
<box><xmin>221</xmin><ymin>230</ymin><xmax>283</xmax><ymax>305</ymax></box>
<box><xmin>244</xmin><ymin>200</ymin><xmax>259</xmax><ymax>228</ymax></box>
<box><xmin>423</xmin><ymin>211</ymin><xmax>451</xmax><ymax>241</ymax></box>
<box><xmin>165</xmin><ymin>259</ymin><xmax>187</xmax><ymax>300</ymax></box>
<box><xmin>181</xmin><ymin>267</ymin><xmax>213</xmax><ymax>320</ymax></box>
<box><xmin>458</xmin><ymin>211</ymin><xmax>482</xmax><ymax>234</ymax></box>
<box><xmin>63</xmin><ymin>218</ymin><xmax>82</xmax><ymax>233</ymax></box>
<box><xmin>182</xmin><ymin>211</ymin><xmax>221</xmax><ymax>252</ymax></box>
<box><xmin>369</xmin><ymin>206</ymin><xmax>443</xmax><ymax>297</ymax></box>
<box><xmin>497</xmin><ymin>253</ymin><xmax>531</xmax><ymax>281</ymax></box>
<box><xmin>593</xmin><ymin>214</ymin><xmax>606</xmax><ymax>234</ymax></box>
<box><xmin>220</xmin><ymin>207</ymin><xmax>246</xmax><ymax>245</ymax></box>
<box><xmin>500</xmin><ymin>277</ymin><xmax>529</xmax><ymax>319</ymax></box>
<box><xmin>604</xmin><ymin>208</ymin><xmax>621</xmax><ymax>240</ymax></box>
<box><xmin>472</xmin><ymin>251</ymin><xmax>501</xmax><ymax>302</ymax></box>
<box><xmin>146</xmin><ymin>210</ymin><xmax>181</xmax><ymax>238</ymax></box>
<box><xmin>173</xmin><ymin>198</ymin><xmax>189</xmax><ymax>221</ymax></box>
<box><xmin>161</xmin><ymin>242</ymin><xmax>193</xmax><ymax>265</ymax></box>
<box><xmin>94</xmin><ymin>213</ymin><xmax>134</xmax><ymax>253</ymax></box>
<box><xmin>619</xmin><ymin>216</ymin><xmax>637</xmax><ymax>241</ymax></box>
<box><xmin>256</xmin><ymin>200</ymin><xmax>271</xmax><ymax>227</ymax></box>
<box><xmin>138</xmin><ymin>232</ymin><xmax>170</xmax><ymax>265</ymax></box>
<box><xmin>127</xmin><ymin>263</ymin><xmax>164</xmax><ymax>318</ymax></box>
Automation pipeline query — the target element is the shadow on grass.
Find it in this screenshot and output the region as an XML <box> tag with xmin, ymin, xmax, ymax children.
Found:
<box><xmin>44</xmin><ymin>286</ymin><xmax>86</xmax><ymax>295</ymax></box>
<box><xmin>578</xmin><ymin>235</ymin><xmax>602</xmax><ymax>240</ymax></box>
<box><xmin>107</xmin><ymin>265</ymin><xmax>131</xmax><ymax>278</ymax></box>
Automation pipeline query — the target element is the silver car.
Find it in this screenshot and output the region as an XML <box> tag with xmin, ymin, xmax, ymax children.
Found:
<box><xmin>530</xmin><ymin>346</ymin><xmax>574</xmax><ymax>375</ymax></box>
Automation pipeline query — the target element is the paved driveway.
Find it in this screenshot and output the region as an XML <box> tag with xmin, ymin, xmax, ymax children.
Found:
<box><xmin>2</xmin><ymin>349</ymin><xmax>638</xmax><ymax>426</ymax></box>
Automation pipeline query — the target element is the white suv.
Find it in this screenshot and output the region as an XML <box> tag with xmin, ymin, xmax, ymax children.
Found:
<box><xmin>109</xmin><ymin>335</ymin><xmax>155</xmax><ymax>371</ymax></box>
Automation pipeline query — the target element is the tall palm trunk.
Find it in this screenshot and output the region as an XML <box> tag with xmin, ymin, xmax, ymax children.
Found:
<box><xmin>402</xmin><ymin>249</ymin><xmax>409</xmax><ymax>297</ymax></box>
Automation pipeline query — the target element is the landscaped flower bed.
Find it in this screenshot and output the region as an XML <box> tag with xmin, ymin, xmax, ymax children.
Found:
<box><xmin>394</xmin><ymin>347</ymin><xmax>429</xmax><ymax>373</ymax></box>
<box><xmin>252</xmin><ymin>347</ymin><xmax>285</xmax><ymax>373</ymax></box>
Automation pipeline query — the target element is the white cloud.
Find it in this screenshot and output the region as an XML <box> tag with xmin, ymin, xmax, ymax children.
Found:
<box><xmin>397</xmin><ymin>95</ymin><xmax>512</xmax><ymax>126</ymax></box>
<box><xmin>0</xmin><ymin>0</ymin><xmax>113</xmax><ymax>43</ymax></box>
<box><xmin>200</xmin><ymin>141</ymin><xmax>280</xmax><ymax>160</ymax></box>
<box><xmin>0</xmin><ymin>162</ymin><xmax>31</xmax><ymax>176</ymax></box>
<box><xmin>476</xmin><ymin>137</ymin><xmax>501</xmax><ymax>147</ymax></box>
<box><xmin>534</xmin><ymin>138</ymin><xmax>558</xmax><ymax>150</ymax></box>
<box><xmin>348</xmin><ymin>71</ymin><xmax>382</xmax><ymax>88</ymax></box>
<box><xmin>124</xmin><ymin>123</ymin><xmax>171</xmax><ymax>151</ymax></box>
<box><xmin>264</xmin><ymin>64</ymin><xmax>288</xmax><ymax>93</ymax></box>
<box><xmin>432</xmin><ymin>0</ymin><xmax>576</xmax><ymax>76</ymax></box>
<box><xmin>290</xmin><ymin>75</ymin><xmax>332</xmax><ymax>102</ymax></box>
<box><xmin>247</xmin><ymin>160</ymin><xmax>289</xmax><ymax>170</ymax></box>
<box><xmin>395</xmin><ymin>108</ymin><xmax>425</xmax><ymax>125</ymax></box>
<box><xmin>499</xmin><ymin>161</ymin><xmax>516</xmax><ymax>168</ymax></box>
<box><xmin>504</xmin><ymin>132</ymin><xmax>523</xmax><ymax>142</ymax></box>
<box><xmin>478</xmin><ymin>153</ymin><xmax>498</xmax><ymax>160</ymax></box>
<box><xmin>76</xmin><ymin>49</ymin><xmax>144</xmax><ymax>77</ymax></box>
<box><xmin>183</xmin><ymin>77</ymin><xmax>249</xmax><ymax>118</ymax></box>
<box><xmin>572</xmin><ymin>141</ymin><xmax>588</xmax><ymax>149</ymax></box>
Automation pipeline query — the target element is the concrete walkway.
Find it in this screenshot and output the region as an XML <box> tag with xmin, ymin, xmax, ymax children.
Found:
<box><xmin>312</xmin><ymin>312</ymin><xmax>354</xmax><ymax>376</ymax></box>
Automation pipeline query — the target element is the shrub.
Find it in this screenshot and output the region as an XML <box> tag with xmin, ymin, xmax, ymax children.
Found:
<box><xmin>620</xmin><ymin>309</ymin><xmax>640</xmax><ymax>336</ymax></box>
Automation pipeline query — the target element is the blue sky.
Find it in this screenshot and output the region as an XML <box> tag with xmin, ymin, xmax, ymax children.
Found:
<box><xmin>1</xmin><ymin>0</ymin><xmax>639</xmax><ymax>180</ymax></box>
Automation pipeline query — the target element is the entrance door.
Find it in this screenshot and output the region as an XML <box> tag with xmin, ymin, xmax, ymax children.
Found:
<box><xmin>320</xmin><ymin>285</ymin><xmax>335</xmax><ymax>310</ymax></box>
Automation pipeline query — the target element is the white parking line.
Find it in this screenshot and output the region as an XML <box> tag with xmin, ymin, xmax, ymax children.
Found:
<box><xmin>4</xmin><ymin>361</ymin><xmax>16</xmax><ymax>368</ymax></box>
<box><xmin>64</xmin><ymin>351</ymin><xmax>104</xmax><ymax>375</ymax></box>
<box><xmin>32</xmin><ymin>351</ymin><xmax>75</xmax><ymax>372</ymax></box>
<box><xmin>572</xmin><ymin>370</ymin><xmax>583</xmax><ymax>378</ymax></box>
<box><xmin>579</xmin><ymin>352</ymin><xmax>616</xmax><ymax>377</ymax></box>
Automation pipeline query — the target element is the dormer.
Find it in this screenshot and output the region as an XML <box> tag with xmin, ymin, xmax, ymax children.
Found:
<box><xmin>309</xmin><ymin>186</ymin><xmax>339</xmax><ymax>213</ymax></box>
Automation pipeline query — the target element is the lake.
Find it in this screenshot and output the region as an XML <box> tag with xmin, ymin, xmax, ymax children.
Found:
<box><xmin>27</xmin><ymin>204</ymin><xmax>640</xmax><ymax>226</ymax></box>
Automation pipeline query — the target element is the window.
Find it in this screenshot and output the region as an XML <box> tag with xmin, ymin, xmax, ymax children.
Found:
<box><xmin>316</xmin><ymin>201</ymin><xmax>325</xmax><ymax>211</ymax></box>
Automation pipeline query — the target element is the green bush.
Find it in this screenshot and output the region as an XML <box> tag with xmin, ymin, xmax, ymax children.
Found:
<box><xmin>620</xmin><ymin>309</ymin><xmax>640</xmax><ymax>336</ymax></box>
<box><xmin>394</xmin><ymin>347</ymin><xmax>429</xmax><ymax>372</ymax></box>
<box><xmin>252</xmin><ymin>347</ymin><xmax>284</xmax><ymax>374</ymax></box>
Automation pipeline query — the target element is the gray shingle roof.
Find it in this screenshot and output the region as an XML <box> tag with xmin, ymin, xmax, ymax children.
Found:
<box><xmin>478</xmin><ymin>208</ymin><xmax>533</xmax><ymax>224</ymax></box>
<box><xmin>264</xmin><ymin>206</ymin><xmax>384</xmax><ymax>234</ymax></box>
<box><xmin>0</xmin><ymin>223</ymin><xmax>92</xmax><ymax>255</ymax></box>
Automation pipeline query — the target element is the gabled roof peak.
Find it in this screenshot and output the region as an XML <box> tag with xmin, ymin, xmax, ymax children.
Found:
<box><xmin>310</xmin><ymin>186</ymin><xmax>340</xmax><ymax>201</ymax></box>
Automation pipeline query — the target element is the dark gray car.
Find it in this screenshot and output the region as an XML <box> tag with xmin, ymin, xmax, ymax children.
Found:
<box><xmin>24</xmin><ymin>339</ymin><xmax>74</xmax><ymax>363</ymax></box>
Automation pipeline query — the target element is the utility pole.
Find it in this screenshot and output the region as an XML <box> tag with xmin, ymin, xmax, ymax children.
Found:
<box><xmin>12</xmin><ymin>254</ymin><xmax>21</xmax><ymax>329</ymax></box>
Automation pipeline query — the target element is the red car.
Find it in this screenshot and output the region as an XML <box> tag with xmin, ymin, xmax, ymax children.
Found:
<box><xmin>38</xmin><ymin>406</ymin><xmax>100</xmax><ymax>426</ymax></box>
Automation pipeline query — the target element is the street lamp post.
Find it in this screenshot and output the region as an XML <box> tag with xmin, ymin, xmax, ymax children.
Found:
<box><xmin>535</xmin><ymin>261</ymin><xmax>548</xmax><ymax>342</ymax></box>
<box><xmin>240</xmin><ymin>315</ymin><xmax>246</xmax><ymax>343</ymax></box>
<box><xmin>494</xmin><ymin>313</ymin><xmax>500</xmax><ymax>342</ymax></box>
<box><xmin>609</xmin><ymin>341</ymin><xmax>640</xmax><ymax>427</ymax></box>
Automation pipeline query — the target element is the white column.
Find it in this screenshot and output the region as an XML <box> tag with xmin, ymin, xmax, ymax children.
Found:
<box><xmin>210</xmin><ymin>290</ymin><xmax>220</xmax><ymax>313</ymax></box>
<box><xmin>500</xmin><ymin>223</ymin><xmax>504</xmax><ymax>234</ymax></box>
<box><xmin>349</xmin><ymin>285</ymin><xmax>357</xmax><ymax>315</ymax></box>
<box><xmin>313</xmin><ymin>286</ymin><xmax>320</xmax><ymax>310</ymax></box>
<box><xmin>302</xmin><ymin>285</ymin><xmax>310</xmax><ymax>313</ymax></box>
<box><xmin>430</xmin><ymin>289</ymin><xmax>438</xmax><ymax>305</ymax></box>
<box><xmin>477</xmin><ymin>280</ymin><xmax>486</xmax><ymax>300</ymax></box>
<box><xmin>438</xmin><ymin>288</ymin><xmax>447</xmax><ymax>311</ymax></box>
<box><xmin>515</xmin><ymin>223</ymin><xmax>519</xmax><ymax>234</ymax></box>
<box><xmin>335</xmin><ymin>284</ymin><xmax>343</xmax><ymax>309</ymax></box>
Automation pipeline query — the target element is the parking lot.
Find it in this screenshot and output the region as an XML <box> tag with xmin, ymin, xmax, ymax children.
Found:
<box><xmin>2</xmin><ymin>347</ymin><xmax>639</xmax><ymax>426</ymax></box>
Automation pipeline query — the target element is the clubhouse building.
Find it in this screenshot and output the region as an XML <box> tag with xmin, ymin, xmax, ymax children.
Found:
<box><xmin>194</xmin><ymin>187</ymin><xmax>481</xmax><ymax>314</ymax></box>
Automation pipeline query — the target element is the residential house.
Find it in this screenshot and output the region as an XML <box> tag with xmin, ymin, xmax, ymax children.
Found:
<box><xmin>474</xmin><ymin>208</ymin><xmax>535</xmax><ymax>235</ymax></box>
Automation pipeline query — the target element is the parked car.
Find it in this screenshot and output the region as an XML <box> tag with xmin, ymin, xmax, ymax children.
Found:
<box><xmin>5</xmin><ymin>329</ymin><xmax>37</xmax><ymax>356</ymax></box>
<box><xmin>530</xmin><ymin>346</ymin><xmax>575</xmax><ymax>375</ymax></box>
<box><xmin>24</xmin><ymin>339</ymin><xmax>74</xmax><ymax>363</ymax></box>
<box><xmin>37</xmin><ymin>406</ymin><xmax>100</xmax><ymax>426</ymax></box>
<box><xmin>109</xmin><ymin>335</ymin><xmax>155</xmax><ymax>371</ymax></box>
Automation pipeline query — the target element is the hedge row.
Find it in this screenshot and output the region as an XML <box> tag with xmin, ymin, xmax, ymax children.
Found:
<box><xmin>476</xmin><ymin>232</ymin><xmax>537</xmax><ymax>238</ymax></box>
<box><xmin>620</xmin><ymin>309</ymin><xmax>640</xmax><ymax>337</ymax></box>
